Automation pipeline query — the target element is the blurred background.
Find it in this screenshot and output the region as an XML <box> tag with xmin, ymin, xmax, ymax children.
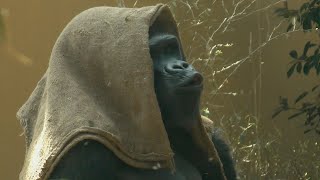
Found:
<box><xmin>0</xmin><ymin>0</ymin><xmax>319</xmax><ymax>179</ymax></box>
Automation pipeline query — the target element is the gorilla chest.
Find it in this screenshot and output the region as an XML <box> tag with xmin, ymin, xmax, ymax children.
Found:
<box><xmin>118</xmin><ymin>154</ymin><xmax>202</xmax><ymax>180</ymax></box>
<box><xmin>173</xmin><ymin>153</ymin><xmax>202</xmax><ymax>180</ymax></box>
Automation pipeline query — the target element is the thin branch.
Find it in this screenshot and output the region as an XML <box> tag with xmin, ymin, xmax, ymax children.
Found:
<box><xmin>221</xmin><ymin>0</ymin><xmax>230</xmax><ymax>15</ymax></box>
<box><xmin>231</xmin><ymin>0</ymin><xmax>285</xmax><ymax>22</ymax></box>
<box><xmin>179</xmin><ymin>0</ymin><xmax>195</xmax><ymax>19</ymax></box>
<box><xmin>212</xmin><ymin>0</ymin><xmax>218</xmax><ymax>6</ymax></box>
<box><xmin>212</xmin><ymin>28</ymin><xmax>303</xmax><ymax>93</ymax></box>
<box><xmin>206</xmin><ymin>18</ymin><xmax>227</xmax><ymax>48</ymax></box>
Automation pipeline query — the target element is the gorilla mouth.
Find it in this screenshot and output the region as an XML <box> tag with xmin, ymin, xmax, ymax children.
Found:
<box><xmin>179</xmin><ymin>73</ymin><xmax>203</xmax><ymax>88</ymax></box>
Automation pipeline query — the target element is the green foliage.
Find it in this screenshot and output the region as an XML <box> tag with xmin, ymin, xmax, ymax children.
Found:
<box><xmin>276</xmin><ymin>1</ymin><xmax>320</xmax><ymax>78</ymax></box>
<box><xmin>274</xmin><ymin>0</ymin><xmax>320</xmax><ymax>135</ymax></box>
<box><xmin>276</xmin><ymin>0</ymin><xmax>320</xmax><ymax>32</ymax></box>
<box><xmin>286</xmin><ymin>42</ymin><xmax>320</xmax><ymax>78</ymax></box>
<box><xmin>273</xmin><ymin>85</ymin><xmax>320</xmax><ymax>135</ymax></box>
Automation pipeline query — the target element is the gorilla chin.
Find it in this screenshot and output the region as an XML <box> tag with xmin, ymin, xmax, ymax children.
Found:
<box><xmin>162</xmin><ymin>72</ymin><xmax>204</xmax><ymax>131</ymax></box>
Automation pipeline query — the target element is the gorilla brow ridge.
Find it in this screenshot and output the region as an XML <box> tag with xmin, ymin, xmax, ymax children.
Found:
<box><xmin>149</xmin><ymin>33</ymin><xmax>178</xmax><ymax>48</ymax></box>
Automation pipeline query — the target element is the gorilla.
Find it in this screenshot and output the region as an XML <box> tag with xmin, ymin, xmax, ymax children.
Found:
<box><xmin>149</xmin><ymin>33</ymin><xmax>237</xmax><ymax>180</ymax></box>
<box><xmin>49</xmin><ymin>33</ymin><xmax>237</xmax><ymax>180</ymax></box>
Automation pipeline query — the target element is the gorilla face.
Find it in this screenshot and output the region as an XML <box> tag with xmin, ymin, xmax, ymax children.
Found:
<box><xmin>149</xmin><ymin>34</ymin><xmax>203</xmax><ymax>131</ymax></box>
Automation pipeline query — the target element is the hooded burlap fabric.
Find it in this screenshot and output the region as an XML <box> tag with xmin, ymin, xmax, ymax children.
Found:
<box><xmin>17</xmin><ymin>4</ymin><xmax>226</xmax><ymax>180</ymax></box>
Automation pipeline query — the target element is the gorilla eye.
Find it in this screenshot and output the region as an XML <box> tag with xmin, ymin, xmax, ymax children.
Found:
<box><xmin>149</xmin><ymin>34</ymin><xmax>182</xmax><ymax>59</ymax></box>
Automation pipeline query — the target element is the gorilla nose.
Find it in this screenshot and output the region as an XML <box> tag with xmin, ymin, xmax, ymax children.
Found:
<box><xmin>172</xmin><ymin>61</ymin><xmax>189</xmax><ymax>69</ymax></box>
<box><xmin>166</xmin><ymin>61</ymin><xmax>191</xmax><ymax>73</ymax></box>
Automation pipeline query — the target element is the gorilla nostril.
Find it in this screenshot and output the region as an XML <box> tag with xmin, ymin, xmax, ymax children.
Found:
<box><xmin>182</xmin><ymin>63</ymin><xmax>189</xmax><ymax>68</ymax></box>
<box><xmin>172</xmin><ymin>64</ymin><xmax>183</xmax><ymax>70</ymax></box>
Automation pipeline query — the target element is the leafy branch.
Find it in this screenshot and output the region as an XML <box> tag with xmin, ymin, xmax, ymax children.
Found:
<box><xmin>273</xmin><ymin>85</ymin><xmax>320</xmax><ymax>134</ymax></box>
<box><xmin>273</xmin><ymin>0</ymin><xmax>320</xmax><ymax>135</ymax></box>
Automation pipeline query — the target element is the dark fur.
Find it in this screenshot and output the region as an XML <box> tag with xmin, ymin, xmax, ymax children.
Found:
<box><xmin>50</xmin><ymin>131</ymin><xmax>237</xmax><ymax>180</ymax></box>
<box><xmin>211</xmin><ymin>128</ymin><xmax>238</xmax><ymax>180</ymax></box>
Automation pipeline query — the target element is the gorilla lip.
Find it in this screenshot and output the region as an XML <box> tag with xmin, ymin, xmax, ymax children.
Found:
<box><xmin>178</xmin><ymin>73</ymin><xmax>203</xmax><ymax>88</ymax></box>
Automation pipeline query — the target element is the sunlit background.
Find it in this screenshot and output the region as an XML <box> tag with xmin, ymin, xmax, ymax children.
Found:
<box><xmin>1</xmin><ymin>0</ymin><xmax>319</xmax><ymax>179</ymax></box>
